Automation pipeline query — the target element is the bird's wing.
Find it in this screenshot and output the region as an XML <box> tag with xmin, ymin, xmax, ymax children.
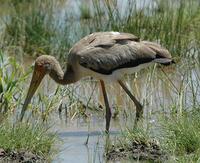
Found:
<box><xmin>70</xmin><ymin>32</ymin><xmax>171</xmax><ymax>74</ymax></box>
<box><xmin>78</xmin><ymin>42</ymin><xmax>171</xmax><ymax>75</ymax></box>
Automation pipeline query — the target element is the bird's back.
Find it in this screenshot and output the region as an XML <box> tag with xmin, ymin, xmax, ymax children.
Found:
<box><xmin>68</xmin><ymin>32</ymin><xmax>139</xmax><ymax>56</ymax></box>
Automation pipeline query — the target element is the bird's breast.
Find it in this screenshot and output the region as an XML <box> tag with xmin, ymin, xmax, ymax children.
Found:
<box><xmin>77</xmin><ymin>62</ymin><xmax>154</xmax><ymax>83</ymax></box>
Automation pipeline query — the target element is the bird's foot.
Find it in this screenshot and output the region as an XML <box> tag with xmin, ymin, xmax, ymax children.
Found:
<box><xmin>135</xmin><ymin>103</ymin><xmax>143</xmax><ymax>121</ymax></box>
<box><xmin>105</xmin><ymin>107</ymin><xmax>111</xmax><ymax>134</ymax></box>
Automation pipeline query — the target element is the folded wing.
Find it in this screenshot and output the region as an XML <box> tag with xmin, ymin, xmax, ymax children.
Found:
<box><xmin>70</xmin><ymin>32</ymin><xmax>172</xmax><ymax>75</ymax></box>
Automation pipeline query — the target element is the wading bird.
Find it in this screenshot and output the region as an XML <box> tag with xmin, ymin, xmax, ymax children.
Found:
<box><xmin>20</xmin><ymin>32</ymin><xmax>173</xmax><ymax>132</ymax></box>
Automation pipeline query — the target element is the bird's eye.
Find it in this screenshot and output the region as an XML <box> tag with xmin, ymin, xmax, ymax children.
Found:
<box><xmin>44</xmin><ymin>63</ymin><xmax>51</xmax><ymax>73</ymax></box>
<box><xmin>44</xmin><ymin>63</ymin><xmax>49</xmax><ymax>68</ymax></box>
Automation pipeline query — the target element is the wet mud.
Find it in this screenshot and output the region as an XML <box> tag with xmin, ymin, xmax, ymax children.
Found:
<box><xmin>0</xmin><ymin>148</ymin><xmax>45</xmax><ymax>163</ymax></box>
<box><xmin>106</xmin><ymin>140</ymin><xmax>167</xmax><ymax>162</ymax></box>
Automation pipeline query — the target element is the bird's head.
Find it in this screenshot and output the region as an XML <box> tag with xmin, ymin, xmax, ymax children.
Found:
<box><xmin>34</xmin><ymin>55</ymin><xmax>56</xmax><ymax>75</ymax></box>
<box><xmin>20</xmin><ymin>55</ymin><xmax>58</xmax><ymax>120</ymax></box>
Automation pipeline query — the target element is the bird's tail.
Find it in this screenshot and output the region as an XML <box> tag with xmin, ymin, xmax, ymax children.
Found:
<box><xmin>153</xmin><ymin>58</ymin><xmax>175</xmax><ymax>65</ymax></box>
<box><xmin>141</xmin><ymin>41</ymin><xmax>175</xmax><ymax>66</ymax></box>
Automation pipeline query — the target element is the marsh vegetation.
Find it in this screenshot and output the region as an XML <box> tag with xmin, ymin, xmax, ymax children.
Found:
<box><xmin>0</xmin><ymin>0</ymin><xmax>200</xmax><ymax>162</ymax></box>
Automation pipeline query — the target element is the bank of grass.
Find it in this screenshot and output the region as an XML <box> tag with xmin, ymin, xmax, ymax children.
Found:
<box><xmin>106</xmin><ymin>110</ymin><xmax>200</xmax><ymax>162</ymax></box>
<box><xmin>162</xmin><ymin>109</ymin><xmax>200</xmax><ymax>162</ymax></box>
<box><xmin>116</xmin><ymin>123</ymin><xmax>151</xmax><ymax>149</ymax></box>
<box><xmin>0</xmin><ymin>121</ymin><xmax>57</xmax><ymax>159</ymax></box>
<box><xmin>106</xmin><ymin>121</ymin><xmax>165</xmax><ymax>162</ymax></box>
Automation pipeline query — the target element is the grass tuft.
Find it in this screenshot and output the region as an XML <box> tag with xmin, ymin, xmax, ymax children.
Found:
<box><xmin>106</xmin><ymin>122</ymin><xmax>165</xmax><ymax>162</ymax></box>
<box><xmin>0</xmin><ymin>121</ymin><xmax>57</xmax><ymax>158</ymax></box>
<box><xmin>162</xmin><ymin>110</ymin><xmax>200</xmax><ymax>157</ymax></box>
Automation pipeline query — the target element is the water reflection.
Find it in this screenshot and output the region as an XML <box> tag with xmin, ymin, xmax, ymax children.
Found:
<box><xmin>53</xmin><ymin>135</ymin><xmax>104</xmax><ymax>163</ymax></box>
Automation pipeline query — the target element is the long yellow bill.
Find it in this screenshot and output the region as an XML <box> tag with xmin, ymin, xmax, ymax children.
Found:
<box><xmin>20</xmin><ymin>69</ymin><xmax>45</xmax><ymax>120</ymax></box>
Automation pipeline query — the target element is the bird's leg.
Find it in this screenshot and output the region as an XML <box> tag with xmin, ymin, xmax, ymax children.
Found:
<box><xmin>100</xmin><ymin>80</ymin><xmax>111</xmax><ymax>133</ymax></box>
<box><xmin>118</xmin><ymin>80</ymin><xmax>143</xmax><ymax>120</ymax></box>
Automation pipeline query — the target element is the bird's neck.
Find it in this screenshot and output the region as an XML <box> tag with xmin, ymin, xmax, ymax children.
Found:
<box><xmin>49</xmin><ymin>64</ymin><xmax>76</xmax><ymax>85</ymax></box>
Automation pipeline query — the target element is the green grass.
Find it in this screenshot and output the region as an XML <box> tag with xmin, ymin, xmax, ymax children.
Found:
<box><xmin>1</xmin><ymin>0</ymin><xmax>72</xmax><ymax>60</ymax></box>
<box><xmin>161</xmin><ymin>110</ymin><xmax>200</xmax><ymax>161</ymax></box>
<box><xmin>3</xmin><ymin>0</ymin><xmax>56</xmax><ymax>55</ymax></box>
<box><xmin>117</xmin><ymin>124</ymin><xmax>151</xmax><ymax>148</ymax></box>
<box><xmin>106</xmin><ymin>120</ymin><xmax>152</xmax><ymax>151</ymax></box>
<box><xmin>80</xmin><ymin>4</ymin><xmax>92</xmax><ymax>20</ymax></box>
<box><xmin>0</xmin><ymin>121</ymin><xmax>57</xmax><ymax>158</ymax></box>
<box><xmin>0</xmin><ymin>51</ymin><xmax>29</xmax><ymax>114</ymax></box>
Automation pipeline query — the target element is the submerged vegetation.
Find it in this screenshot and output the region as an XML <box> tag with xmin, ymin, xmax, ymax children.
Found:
<box><xmin>0</xmin><ymin>0</ymin><xmax>200</xmax><ymax>162</ymax></box>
